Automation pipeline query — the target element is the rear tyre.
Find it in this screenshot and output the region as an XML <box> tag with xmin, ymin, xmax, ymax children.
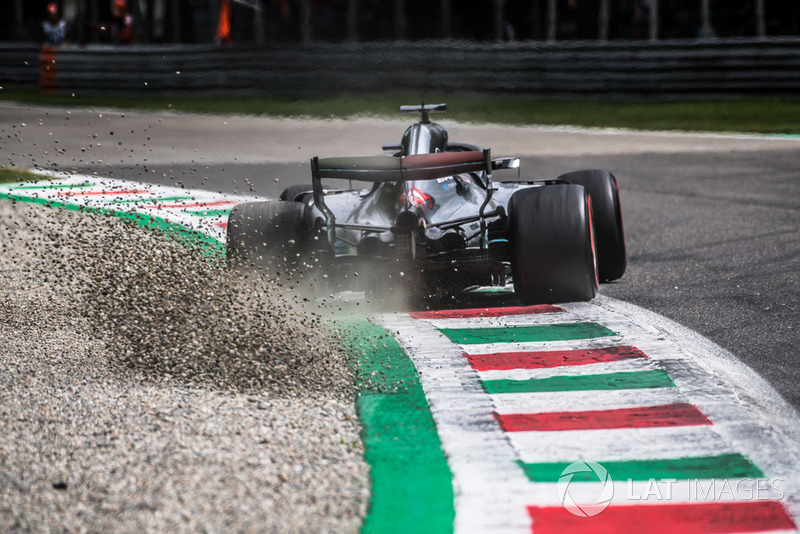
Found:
<box><xmin>558</xmin><ymin>169</ymin><xmax>626</xmax><ymax>282</ymax></box>
<box><xmin>226</xmin><ymin>201</ymin><xmax>309</xmax><ymax>281</ymax></box>
<box><xmin>509</xmin><ymin>184</ymin><xmax>598</xmax><ymax>304</ymax></box>
<box><xmin>279</xmin><ymin>184</ymin><xmax>313</xmax><ymax>203</ymax></box>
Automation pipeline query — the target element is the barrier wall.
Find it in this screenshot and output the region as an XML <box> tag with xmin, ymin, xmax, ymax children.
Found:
<box><xmin>2</xmin><ymin>38</ymin><xmax>799</xmax><ymax>98</ymax></box>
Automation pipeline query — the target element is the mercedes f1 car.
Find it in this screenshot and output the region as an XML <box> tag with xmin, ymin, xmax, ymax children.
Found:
<box><xmin>226</xmin><ymin>103</ymin><xmax>626</xmax><ymax>305</ymax></box>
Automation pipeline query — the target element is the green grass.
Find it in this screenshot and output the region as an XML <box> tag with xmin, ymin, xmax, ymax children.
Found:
<box><xmin>0</xmin><ymin>168</ymin><xmax>47</xmax><ymax>184</ymax></box>
<box><xmin>1</xmin><ymin>88</ymin><xmax>799</xmax><ymax>134</ymax></box>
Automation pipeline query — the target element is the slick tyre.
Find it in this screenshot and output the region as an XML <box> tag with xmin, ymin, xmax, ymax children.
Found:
<box><xmin>558</xmin><ymin>169</ymin><xmax>626</xmax><ymax>282</ymax></box>
<box><xmin>279</xmin><ymin>184</ymin><xmax>313</xmax><ymax>203</ymax></box>
<box><xmin>226</xmin><ymin>201</ymin><xmax>309</xmax><ymax>280</ymax></box>
<box><xmin>509</xmin><ymin>184</ymin><xmax>599</xmax><ymax>304</ymax></box>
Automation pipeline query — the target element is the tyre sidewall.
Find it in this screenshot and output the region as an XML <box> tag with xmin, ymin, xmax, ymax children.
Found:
<box><xmin>558</xmin><ymin>169</ymin><xmax>626</xmax><ymax>281</ymax></box>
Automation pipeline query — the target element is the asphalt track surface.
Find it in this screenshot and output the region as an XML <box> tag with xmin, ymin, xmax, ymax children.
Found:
<box><xmin>2</xmin><ymin>105</ymin><xmax>798</xmax><ymax>410</ymax></box>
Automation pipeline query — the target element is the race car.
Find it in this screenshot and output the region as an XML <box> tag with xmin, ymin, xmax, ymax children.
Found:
<box><xmin>226</xmin><ymin>103</ymin><xmax>626</xmax><ymax>305</ymax></box>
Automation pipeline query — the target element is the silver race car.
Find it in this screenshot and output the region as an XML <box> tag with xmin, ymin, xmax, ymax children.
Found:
<box><xmin>227</xmin><ymin>104</ymin><xmax>625</xmax><ymax>305</ymax></box>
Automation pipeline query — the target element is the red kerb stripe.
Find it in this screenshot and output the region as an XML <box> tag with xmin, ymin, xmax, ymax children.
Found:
<box><xmin>495</xmin><ymin>403</ymin><xmax>711</xmax><ymax>432</ymax></box>
<box><xmin>466</xmin><ymin>345</ymin><xmax>647</xmax><ymax>371</ymax></box>
<box><xmin>409</xmin><ymin>304</ymin><xmax>564</xmax><ymax>319</ymax></box>
<box><xmin>57</xmin><ymin>189</ymin><xmax>149</xmax><ymax>197</ymax></box>
<box><xmin>528</xmin><ymin>501</ymin><xmax>795</xmax><ymax>534</ymax></box>
<box><xmin>142</xmin><ymin>200</ymin><xmax>238</xmax><ymax>209</ymax></box>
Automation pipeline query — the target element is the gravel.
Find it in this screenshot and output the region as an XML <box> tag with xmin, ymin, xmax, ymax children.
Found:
<box><xmin>0</xmin><ymin>200</ymin><xmax>369</xmax><ymax>533</ymax></box>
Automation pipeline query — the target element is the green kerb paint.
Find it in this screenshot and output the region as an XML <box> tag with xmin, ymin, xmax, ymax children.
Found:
<box><xmin>186</xmin><ymin>208</ymin><xmax>234</xmax><ymax>217</ymax></box>
<box><xmin>517</xmin><ymin>453</ymin><xmax>765</xmax><ymax>482</ymax></box>
<box><xmin>336</xmin><ymin>318</ymin><xmax>455</xmax><ymax>534</ymax></box>
<box><xmin>441</xmin><ymin>322</ymin><xmax>616</xmax><ymax>345</ymax></box>
<box><xmin>483</xmin><ymin>369</ymin><xmax>675</xmax><ymax>394</ymax></box>
<box><xmin>7</xmin><ymin>182</ymin><xmax>94</xmax><ymax>190</ymax></box>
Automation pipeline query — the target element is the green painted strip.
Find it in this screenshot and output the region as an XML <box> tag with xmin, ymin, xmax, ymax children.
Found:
<box><xmin>336</xmin><ymin>318</ymin><xmax>454</xmax><ymax>534</ymax></box>
<box><xmin>483</xmin><ymin>369</ymin><xmax>674</xmax><ymax>394</ymax></box>
<box><xmin>517</xmin><ymin>453</ymin><xmax>765</xmax><ymax>482</ymax></box>
<box><xmin>110</xmin><ymin>195</ymin><xmax>194</xmax><ymax>204</ymax></box>
<box><xmin>0</xmin><ymin>192</ymin><xmax>225</xmax><ymax>258</ymax></box>
<box><xmin>441</xmin><ymin>322</ymin><xmax>616</xmax><ymax>345</ymax></box>
<box><xmin>185</xmin><ymin>208</ymin><xmax>234</xmax><ymax>217</ymax></box>
<box><xmin>7</xmin><ymin>182</ymin><xmax>94</xmax><ymax>190</ymax></box>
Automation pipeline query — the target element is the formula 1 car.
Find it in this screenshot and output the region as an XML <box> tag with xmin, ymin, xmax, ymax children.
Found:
<box><xmin>226</xmin><ymin>103</ymin><xmax>626</xmax><ymax>305</ymax></box>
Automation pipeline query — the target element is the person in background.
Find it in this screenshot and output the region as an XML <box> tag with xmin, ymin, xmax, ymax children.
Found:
<box><xmin>42</xmin><ymin>2</ymin><xmax>67</xmax><ymax>46</ymax></box>
<box><xmin>111</xmin><ymin>0</ymin><xmax>134</xmax><ymax>44</ymax></box>
<box><xmin>216</xmin><ymin>0</ymin><xmax>232</xmax><ymax>45</ymax></box>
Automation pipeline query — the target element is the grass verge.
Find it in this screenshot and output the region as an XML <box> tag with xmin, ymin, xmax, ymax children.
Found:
<box><xmin>1</xmin><ymin>88</ymin><xmax>799</xmax><ymax>134</ymax></box>
<box><xmin>0</xmin><ymin>168</ymin><xmax>48</xmax><ymax>185</ymax></box>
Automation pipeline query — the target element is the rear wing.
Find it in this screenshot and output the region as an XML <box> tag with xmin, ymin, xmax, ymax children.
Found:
<box><xmin>311</xmin><ymin>150</ymin><xmax>491</xmax><ymax>183</ymax></box>
<box><xmin>310</xmin><ymin>149</ymin><xmax>496</xmax><ymax>248</ymax></box>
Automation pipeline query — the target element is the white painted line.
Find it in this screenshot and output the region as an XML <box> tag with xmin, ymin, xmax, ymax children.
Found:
<box><xmin>420</xmin><ymin>310</ymin><xmax>577</xmax><ymax>330</ymax></box>
<box><xmin>460</xmin><ymin>336</ymin><xmax>629</xmax><ymax>356</ymax></box>
<box><xmin>476</xmin><ymin>356</ymin><xmax>658</xmax><ymax>381</ymax></box>
<box><xmin>449</xmin><ymin>118</ymin><xmax>800</xmax><ymax>143</ymax></box>
<box><xmin>509</xmin><ymin>426</ymin><xmax>736</xmax><ymax>464</ymax></box>
<box><xmin>489</xmin><ymin>387</ymin><xmax>685</xmax><ymax>415</ymax></box>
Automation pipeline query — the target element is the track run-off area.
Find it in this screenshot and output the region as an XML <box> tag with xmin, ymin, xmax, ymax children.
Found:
<box><xmin>2</xmin><ymin>172</ymin><xmax>798</xmax><ymax>533</ymax></box>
